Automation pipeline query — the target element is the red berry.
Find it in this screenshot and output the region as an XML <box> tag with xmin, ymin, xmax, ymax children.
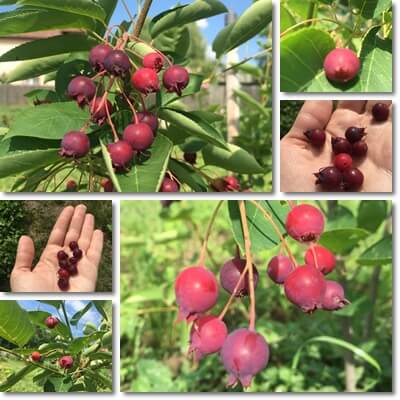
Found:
<box><xmin>160</xmin><ymin>177</ymin><xmax>180</xmax><ymax>192</ymax></box>
<box><xmin>123</xmin><ymin>123</ymin><xmax>154</xmax><ymax>151</ymax></box>
<box><xmin>334</xmin><ymin>153</ymin><xmax>353</xmax><ymax>171</ymax></box>
<box><xmin>73</xmin><ymin>248</ymin><xmax>83</xmax><ymax>259</ymax></box>
<box><xmin>45</xmin><ymin>316</ymin><xmax>59</xmax><ymax>329</ymax></box>
<box><xmin>342</xmin><ymin>167</ymin><xmax>364</xmax><ymax>191</ymax></box>
<box><xmin>67</xmin><ymin>76</ymin><xmax>96</xmax><ymax>107</ymax></box>
<box><xmin>58</xmin><ymin>278</ymin><xmax>69</xmax><ymax>291</ymax></box>
<box><xmin>89</xmin><ymin>44</ymin><xmax>113</xmax><ymax>72</ymax></box>
<box><xmin>107</xmin><ymin>140</ymin><xmax>134</xmax><ymax>169</ymax></box>
<box><xmin>224</xmin><ymin>176</ymin><xmax>240</xmax><ymax>191</ymax></box>
<box><xmin>131</xmin><ymin>67</ymin><xmax>160</xmax><ymax>94</ymax></box>
<box><xmin>331</xmin><ymin>137</ymin><xmax>352</xmax><ymax>155</ymax></box>
<box><xmin>104</xmin><ymin>50</ymin><xmax>131</xmax><ymax>77</ymax></box>
<box><xmin>323</xmin><ymin>48</ymin><xmax>360</xmax><ymax>83</ymax></box>
<box><xmin>189</xmin><ymin>315</ymin><xmax>227</xmax><ymax>361</ymax></box>
<box><xmin>69</xmin><ymin>241</ymin><xmax>79</xmax><ymax>251</ymax></box>
<box><xmin>267</xmin><ymin>255</ymin><xmax>294</xmax><ymax>284</ymax></box>
<box><xmin>59</xmin><ymin>131</ymin><xmax>90</xmax><ymax>158</ymax></box>
<box><xmin>66</xmin><ymin>179</ymin><xmax>77</xmax><ymax>192</ymax></box>
<box><xmin>59</xmin><ymin>355</ymin><xmax>74</xmax><ymax>369</ymax></box>
<box><xmin>143</xmin><ymin>52</ymin><xmax>164</xmax><ymax>72</ymax></box>
<box><xmin>322</xmin><ymin>280</ymin><xmax>349</xmax><ymax>311</ymax></box>
<box><xmin>286</xmin><ymin>204</ymin><xmax>325</xmax><ymax>242</ymax></box>
<box><xmin>284</xmin><ymin>265</ymin><xmax>326</xmax><ymax>313</ymax></box>
<box><xmin>100</xmin><ymin>178</ymin><xmax>113</xmax><ymax>192</ymax></box>
<box><xmin>58</xmin><ymin>268</ymin><xmax>70</xmax><ymax>279</ymax></box>
<box><xmin>219</xmin><ymin>257</ymin><xmax>259</xmax><ymax>297</ymax></box>
<box><xmin>220</xmin><ymin>328</ymin><xmax>269</xmax><ymax>388</ymax></box>
<box><xmin>175</xmin><ymin>266</ymin><xmax>219</xmax><ymax>321</ymax></box>
<box><xmin>163</xmin><ymin>65</ymin><xmax>190</xmax><ymax>96</ymax></box>
<box><xmin>304</xmin><ymin>245</ymin><xmax>336</xmax><ymax>275</ymax></box>
<box><xmin>90</xmin><ymin>98</ymin><xmax>113</xmax><ymax>126</ymax></box>
<box><xmin>352</xmin><ymin>141</ymin><xmax>368</xmax><ymax>157</ymax></box>
<box><xmin>314</xmin><ymin>166</ymin><xmax>343</xmax><ymax>191</ymax></box>
<box><xmin>31</xmin><ymin>351</ymin><xmax>42</xmax><ymax>362</ymax></box>
<box><xmin>303</xmin><ymin>128</ymin><xmax>326</xmax><ymax>147</ymax></box>
<box><xmin>184</xmin><ymin>152</ymin><xmax>197</xmax><ymax>165</ymax></box>
<box><xmin>136</xmin><ymin>111</ymin><xmax>159</xmax><ymax>133</ymax></box>
<box><xmin>372</xmin><ymin>103</ymin><xmax>390</xmax><ymax>122</ymax></box>
<box><xmin>345</xmin><ymin>127</ymin><xmax>365</xmax><ymax>143</ymax></box>
<box><xmin>57</xmin><ymin>251</ymin><xmax>68</xmax><ymax>261</ymax></box>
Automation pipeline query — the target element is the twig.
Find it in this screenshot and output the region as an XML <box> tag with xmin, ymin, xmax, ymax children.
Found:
<box><xmin>133</xmin><ymin>0</ymin><xmax>153</xmax><ymax>37</ymax></box>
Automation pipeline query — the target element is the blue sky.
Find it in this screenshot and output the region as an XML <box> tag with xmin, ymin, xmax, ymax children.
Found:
<box><xmin>18</xmin><ymin>300</ymin><xmax>104</xmax><ymax>337</ymax></box>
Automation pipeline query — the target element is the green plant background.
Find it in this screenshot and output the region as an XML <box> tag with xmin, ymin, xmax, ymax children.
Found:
<box><xmin>0</xmin><ymin>200</ymin><xmax>112</xmax><ymax>292</ymax></box>
<box><xmin>120</xmin><ymin>200</ymin><xmax>392</xmax><ymax>392</ymax></box>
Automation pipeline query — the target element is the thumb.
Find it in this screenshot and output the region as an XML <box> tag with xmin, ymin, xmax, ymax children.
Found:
<box><xmin>13</xmin><ymin>236</ymin><xmax>35</xmax><ymax>272</ymax></box>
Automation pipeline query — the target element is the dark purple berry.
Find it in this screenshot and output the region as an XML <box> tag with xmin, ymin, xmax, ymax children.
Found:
<box><xmin>372</xmin><ymin>103</ymin><xmax>390</xmax><ymax>122</ymax></box>
<box><xmin>136</xmin><ymin>111</ymin><xmax>159</xmax><ymax>133</ymax></box>
<box><xmin>59</xmin><ymin>131</ymin><xmax>90</xmax><ymax>158</ymax></box>
<box><xmin>58</xmin><ymin>258</ymin><xmax>69</xmax><ymax>269</ymax></box>
<box><xmin>163</xmin><ymin>65</ymin><xmax>190</xmax><ymax>96</ymax></box>
<box><xmin>345</xmin><ymin>127</ymin><xmax>365</xmax><ymax>143</ymax></box>
<box><xmin>89</xmin><ymin>44</ymin><xmax>113</xmax><ymax>72</ymax></box>
<box><xmin>67</xmin><ymin>76</ymin><xmax>96</xmax><ymax>107</ymax></box>
<box><xmin>184</xmin><ymin>152</ymin><xmax>197</xmax><ymax>165</ymax></box>
<box><xmin>342</xmin><ymin>167</ymin><xmax>364</xmax><ymax>191</ymax></box>
<box><xmin>69</xmin><ymin>257</ymin><xmax>78</xmax><ymax>265</ymax></box>
<box><xmin>331</xmin><ymin>137</ymin><xmax>352</xmax><ymax>155</ymax></box>
<box><xmin>352</xmin><ymin>141</ymin><xmax>368</xmax><ymax>157</ymax></box>
<box><xmin>104</xmin><ymin>50</ymin><xmax>131</xmax><ymax>77</ymax></box>
<box><xmin>314</xmin><ymin>166</ymin><xmax>343</xmax><ymax>191</ymax></box>
<box><xmin>303</xmin><ymin>128</ymin><xmax>326</xmax><ymax>147</ymax></box>
<box><xmin>58</xmin><ymin>278</ymin><xmax>69</xmax><ymax>291</ymax></box>
<box><xmin>58</xmin><ymin>269</ymin><xmax>70</xmax><ymax>279</ymax></box>
<box><xmin>123</xmin><ymin>123</ymin><xmax>154</xmax><ymax>151</ymax></box>
<box><xmin>68</xmin><ymin>263</ymin><xmax>78</xmax><ymax>276</ymax></box>
<box><xmin>57</xmin><ymin>251</ymin><xmax>68</xmax><ymax>261</ymax></box>
<box><xmin>73</xmin><ymin>249</ymin><xmax>83</xmax><ymax>260</ymax></box>
<box><xmin>69</xmin><ymin>241</ymin><xmax>79</xmax><ymax>251</ymax></box>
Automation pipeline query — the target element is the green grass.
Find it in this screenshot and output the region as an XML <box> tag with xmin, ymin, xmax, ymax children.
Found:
<box><xmin>0</xmin><ymin>358</ymin><xmax>42</xmax><ymax>392</ymax></box>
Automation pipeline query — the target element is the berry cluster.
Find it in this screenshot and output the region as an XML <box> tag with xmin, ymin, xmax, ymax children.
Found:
<box><xmin>56</xmin><ymin>241</ymin><xmax>83</xmax><ymax>291</ymax></box>
<box><xmin>304</xmin><ymin>102</ymin><xmax>390</xmax><ymax>191</ymax></box>
<box><xmin>173</xmin><ymin>202</ymin><xmax>350</xmax><ymax>388</ymax></box>
<box><xmin>323</xmin><ymin>48</ymin><xmax>360</xmax><ymax>83</ymax></box>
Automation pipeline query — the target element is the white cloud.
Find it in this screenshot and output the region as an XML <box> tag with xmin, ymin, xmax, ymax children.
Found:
<box><xmin>196</xmin><ymin>19</ymin><xmax>208</xmax><ymax>29</ymax></box>
<box><xmin>206</xmin><ymin>44</ymin><xmax>215</xmax><ymax>60</ymax></box>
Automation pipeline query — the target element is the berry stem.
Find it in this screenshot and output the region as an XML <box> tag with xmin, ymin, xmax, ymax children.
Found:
<box><xmin>91</xmin><ymin>70</ymin><xmax>107</xmax><ymax>80</ymax></box>
<box><xmin>197</xmin><ymin>200</ymin><xmax>224</xmax><ymax>266</ymax></box>
<box><xmin>61</xmin><ymin>301</ymin><xmax>73</xmax><ymax>339</ymax></box>
<box><xmin>117</xmin><ymin>82</ymin><xmax>138</xmax><ymax>123</ymax></box>
<box><xmin>133</xmin><ymin>0</ymin><xmax>153</xmax><ymax>37</ymax></box>
<box><xmin>249</xmin><ymin>200</ymin><xmax>297</xmax><ymax>267</ymax></box>
<box><xmin>238</xmin><ymin>200</ymin><xmax>256</xmax><ymax>331</ymax></box>
<box><xmin>309</xmin><ymin>244</ymin><xmax>320</xmax><ymax>270</ymax></box>
<box><xmin>104</xmin><ymin>96</ymin><xmax>119</xmax><ymax>142</ymax></box>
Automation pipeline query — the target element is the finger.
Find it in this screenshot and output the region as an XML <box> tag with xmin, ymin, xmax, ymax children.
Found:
<box><xmin>366</xmin><ymin>100</ymin><xmax>392</xmax><ymax>116</ymax></box>
<box><xmin>47</xmin><ymin>206</ymin><xmax>75</xmax><ymax>246</ymax></box>
<box><xmin>13</xmin><ymin>236</ymin><xmax>35</xmax><ymax>272</ymax></box>
<box><xmin>336</xmin><ymin>100</ymin><xmax>366</xmax><ymax>114</ymax></box>
<box><xmin>78</xmin><ymin>214</ymin><xmax>95</xmax><ymax>252</ymax></box>
<box><xmin>285</xmin><ymin>100</ymin><xmax>333</xmax><ymax>139</ymax></box>
<box><xmin>87</xmin><ymin>230</ymin><xmax>104</xmax><ymax>267</ymax></box>
<box><xmin>64</xmin><ymin>204</ymin><xmax>87</xmax><ymax>246</ymax></box>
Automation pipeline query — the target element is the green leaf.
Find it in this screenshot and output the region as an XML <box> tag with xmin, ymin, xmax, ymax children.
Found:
<box><xmin>357</xmin><ymin>200</ymin><xmax>387</xmax><ymax>232</ymax></box>
<box><xmin>319</xmin><ymin>228</ymin><xmax>369</xmax><ymax>254</ymax></box>
<box><xmin>99</xmin><ymin>139</ymin><xmax>122</xmax><ymax>193</ymax></box>
<box><xmin>212</xmin><ymin>0</ymin><xmax>272</xmax><ymax>57</ymax></box>
<box><xmin>358</xmin><ymin>236</ymin><xmax>392</xmax><ymax>265</ymax></box>
<box><xmin>6</xmin><ymin>102</ymin><xmax>89</xmax><ymax>139</ymax></box>
<box><xmin>280</xmin><ymin>3</ymin><xmax>297</xmax><ymax>33</ymax></box>
<box><xmin>350</xmin><ymin>0</ymin><xmax>392</xmax><ymax>19</ymax></box>
<box><xmin>234</xmin><ymin>88</ymin><xmax>269</xmax><ymax>117</ymax></box>
<box><xmin>117</xmin><ymin>134</ymin><xmax>173</xmax><ymax>192</ymax></box>
<box><xmin>0</xmin><ymin>364</ymin><xmax>38</xmax><ymax>392</ymax></box>
<box><xmin>202</xmin><ymin>143</ymin><xmax>264</xmax><ymax>174</ymax></box>
<box><xmin>280</xmin><ymin>28</ymin><xmax>335</xmax><ymax>92</ymax></box>
<box><xmin>229</xmin><ymin>200</ymin><xmax>289</xmax><ymax>254</ymax></box>
<box><xmin>168</xmin><ymin>159</ymin><xmax>208</xmax><ymax>192</ymax></box>
<box><xmin>17</xmin><ymin>0</ymin><xmax>106</xmax><ymax>21</ymax></box>
<box><xmin>70</xmin><ymin>302</ymin><xmax>93</xmax><ymax>326</ymax></box>
<box><xmin>158</xmin><ymin>108</ymin><xmax>227</xmax><ymax>149</ymax></box>
<box><xmin>3</xmin><ymin>54</ymin><xmax>70</xmax><ymax>83</ymax></box>
<box><xmin>0</xmin><ymin>301</ymin><xmax>34</xmax><ymax>346</ymax></box>
<box><xmin>0</xmin><ymin>33</ymin><xmax>97</xmax><ymax>62</ymax></box>
<box><xmin>0</xmin><ymin>9</ymin><xmax>96</xmax><ymax>37</ymax></box>
<box><xmin>150</xmin><ymin>0</ymin><xmax>227</xmax><ymax>38</ymax></box>
<box><xmin>154</xmin><ymin>25</ymin><xmax>190</xmax><ymax>58</ymax></box>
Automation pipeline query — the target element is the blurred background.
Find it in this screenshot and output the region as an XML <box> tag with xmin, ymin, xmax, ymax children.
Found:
<box><xmin>120</xmin><ymin>200</ymin><xmax>392</xmax><ymax>392</ymax></box>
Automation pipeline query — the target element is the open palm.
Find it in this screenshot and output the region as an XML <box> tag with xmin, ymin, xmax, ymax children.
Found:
<box><xmin>280</xmin><ymin>100</ymin><xmax>392</xmax><ymax>192</ymax></box>
<box><xmin>11</xmin><ymin>204</ymin><xmax>104</xmax><ymax>292</ymax></box>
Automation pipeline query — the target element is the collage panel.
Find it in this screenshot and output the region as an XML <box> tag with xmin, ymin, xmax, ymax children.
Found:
<box><xmin>0</xmin><ymin>300</ymin><xmax>113</xmax><ymax>393</ymax></box>
<box><xmin>0</xmin><ymin>0</ymin><xmax>273</xmax><ymax>193</ymax></box>
<box><xmin>280</xmin><ymin>100</ymin><xmax>392</xmax><ymax>192</ymax></box>
<box><xmin>0</xmin><ymin>200</ymin><xmax>112</xmax><ymax>293</ymax></box>
<box><xmin>120</xmin><ymin>199</ymin><xmax>392</xmax><ymax>393</ymax></box>
<box><xmin>280</xmin><ymin>0</ymin><xmax>393</xmax><ymax>93</ymax></box>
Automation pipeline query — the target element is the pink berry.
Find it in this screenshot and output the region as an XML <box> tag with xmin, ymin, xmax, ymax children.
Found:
<box><xmin>331</xmin><ymin>137</ymin><xmax>352</xmax><ymax>155</ymax></box>
<box><xmin>372</xmin><ymin>103</ymin><xmax>389</xmax><ymax>122</ymax></box>
<box><xmin>220</xmin><ymin>328</ymin><xmax>269</xmax><ymax>388</ymax></box>
<box><xmin>304</xmin><ymin>128</ymin><xmax>326</xmax><ymax>147</ymax></box>
<box><xmin>175</xmin><ymin>266</ymin><xmax>219</xmax><ymax>321</ymax></box>
<box><xmin>123</xmin><ymin>123</ymin><xmax>154</xmax><ymax>151</ymax></box>
<box><xmin>160</xmin><ymin>176</ymin><xmax>180</xmax><ymax>192</ymax></box>
<box><xmin>90</xmin><ymin>98</ymin><xmax>113</xmax><ymax>126</ymax></box>
<box><xmin>342</xmin><ymin>167</ymin><xmax>364</xmax><ymax>191</ymax></box>
<box><xmin>189</xmin><ymin>315</ymin><xmax>227</xmax><ymax>361</ymax></box>
<box><xmin>314</xmin><ymin>166</ymin><xmax>343</xmax><ymax>191</ymax></box>
<box><xmin>89</xmin><ymin>44</ymin><xmax>113</xmax><ymax>72</ymax></box>
<box><xmin>59</xmin><ymin>355</ymin><xmax>74</xmax><ymax>369</ymax></box>
<box><xmin>219</xmin><ymin>257</ymin><xmax>259</xmax><ymax>297</ymax></box>
<box><xmin>136</xmin><ymin>111</ymin><xmax>159</xmax><ymax>133</ymax></box>
<box><xmin>143</xmin><ymin>52</ymin><xmax>164</xmax><ymax>72</ymax></box>
<box><xmin>45</xmin><ymin>316</ymin><xmax>59</xmax><ymax>328</ymax></box>
<box><xmin>67</xmin><ymin>76</ymin><xmax>96</xmax><ymax>107</ymax></box>
<box><xmin>304</xmin><ymin>245</ymin><xmax>336</xmax><ymax>275</ymax></box>
<box><xmin>334</xmin><ymin>153</ymin><xmax>353</xmax><ymax>171</ymax></box>
<box><xmin>267</xmin><ymin>255</ymin><xmax>294</xmax><ymax>284</ymax></box>
<box><xmin>31</xmin><ymin>351</ymin><xmax>42</xmax><ymax>362</ymax></box>
<box><xmin>322</xmin><ymin>280</ymin><xmax>349</xmax><ymax>311</ymax></box>
<box><xmin>131</xmin><ymin>67</ymin><xmax>160</xmax><ymax>94</ymax></box>
<box><xmin>104</xmin><ymin>50</ymin><xmax>131</xmax><ymax>77</ymax></box>
<box><xmin>284</xmin><ymin>265</ymin><xmax>326</xmax><ymax>313</ymax></box>
<box><xmin>224</xmin><ymin>176</ymin><xmax>240</xmax><ymax>191</ymax></box>
<box><xmin>285</xmin><ymin>204</ymin><xmax>325</xmax><ymax>242</ymax></box>
<box><xmin>163</xmin><ymin>65</ymin><xmax>190</xmax><ymax>96</ymax></box>
<box><xmin>323</xmin><ymin>48</ymin><xmax>360</xmax><ymax>83</ymax></box>
<box><xmin>59</xmin><ymin>131</ymin><xmax>90</xmax><ymax>158</ymax></box>
<box><xmin>107</xmin><ymin>140</ymin><xmax>134</xmax><ymax>169</ymax></box>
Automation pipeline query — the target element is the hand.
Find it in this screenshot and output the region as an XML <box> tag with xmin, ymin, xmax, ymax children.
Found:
<box><xmin>11</xmin><ymin>204</ymin><xmax>104</xmax><ymax>292</ymax></box>
<box><xmin>280</xmin><ymin>100</ymin><xmax>392</xmax><ymax>192</ymax></box>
